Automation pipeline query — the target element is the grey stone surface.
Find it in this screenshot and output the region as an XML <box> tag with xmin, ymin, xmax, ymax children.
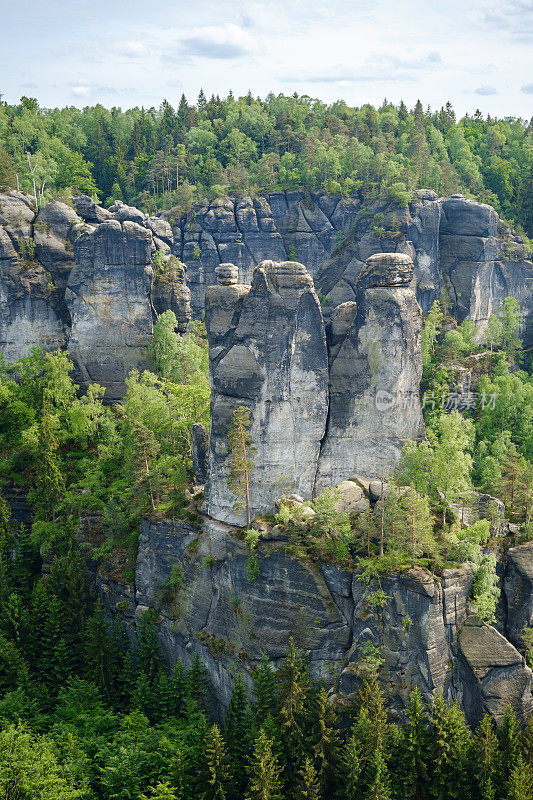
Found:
<box><xmin>98</xmin><ymin>516</ymin><xmax>531</xmax><ymax>725</ymax></box>
<box><xmin>315</xmin><ymin>253</ymin><xmax>425</xmax><ymax>488</ymax></box>
<box><xmin>66</xmin><ymin>219</ymin><xmax>154</xmax><ymax>400</ymax></box>
<box><xmin>1</xmin><ymin>190</ymin><xmax>532</xmax><ymax>398</ymax></box>
<box><xmin>205</xmin><ymin>260</ymin><xmax>329</xmax><ymax>524</ymax></box>
<box><xmin>458</xmin><ymin>614</ymin><xmax>533</xmax><ymax>725</ymax></box>
<box><xmin>192</xmin><ymin>423</ymin><xmax>209</xmax><ymax>485</ymax></box>
<box><xmin>504</xmin><ymin>543</ymin><xmax>533</xmax><ymax>648</ymax></box>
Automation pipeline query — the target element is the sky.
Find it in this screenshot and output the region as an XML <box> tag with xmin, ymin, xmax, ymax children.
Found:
<box><xmin>0</xmin><ymin>0</ymin><xmax>532</xmax><ymax>117</ymax></box>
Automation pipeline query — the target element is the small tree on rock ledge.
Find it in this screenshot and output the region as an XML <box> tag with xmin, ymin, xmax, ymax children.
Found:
<box><xmin>228</xmin><ymin>405</ymin><xmax>256</xmax><ymax>527</ymax></box>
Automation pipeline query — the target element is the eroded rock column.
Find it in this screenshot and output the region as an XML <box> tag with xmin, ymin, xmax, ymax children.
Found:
<box><xmin>205</xmin><ymin>260</ymin><xmax>329</xmax><ymax>525</ymax></box>
<box><xmin>315</xmin><ymin>252</ymin><xmax>425</xmax><ymax>489</ymax></box>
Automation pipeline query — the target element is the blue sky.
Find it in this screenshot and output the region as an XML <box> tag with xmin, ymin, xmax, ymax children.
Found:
<box><xmin>1</xmin><ymin>0</ymin><xmax>532</xmax><ymax>116</ymax></box>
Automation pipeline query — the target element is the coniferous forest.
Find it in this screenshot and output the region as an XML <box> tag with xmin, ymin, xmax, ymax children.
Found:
<box><xmin>0</xmin><ymin>93</ymin><xmax>531</xmax><ymax>237</ymax></box>
<box><xmin>0</xmin><ymin>295</ymin><xmax>532</xmax><ymax>797</ymax></box>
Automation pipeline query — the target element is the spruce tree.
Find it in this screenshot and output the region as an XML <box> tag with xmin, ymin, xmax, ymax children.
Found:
<box><xmin>474</xmin><ymin>715</ymin><xmax>499</xmax><ymax>800</ymax></box>
<box><xmin>294</xmin><ymin>757</ymin><xmax>321</xmax><ymax>800</ymax></box>
<box><xmin>505</xmin><ymin>755</ymin><xmax>533</xmax><ymax>800</ymax></box>
<box><xmin>245</xmin><ymin>728</ymin><xmax>283</xmax><ymax>800</ymax></box>
<box><xmin>204</xmin><ymin>724</ymin><xmax>230</xmax><ymax>800</ymax></box>
<box><xmin>225</xmin><ymin>675</ymin><xmax>253</xmax><ymax>800</ymax></box>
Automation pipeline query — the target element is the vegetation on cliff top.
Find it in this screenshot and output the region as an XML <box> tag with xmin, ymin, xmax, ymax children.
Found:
<box><xmin>0</xmin><ymin>93</ymin><xmax>531</xmax><ymax>235</ymax></box>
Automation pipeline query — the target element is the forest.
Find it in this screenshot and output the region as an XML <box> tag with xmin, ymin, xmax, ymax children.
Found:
<box><xmin>0</xmin><ymin>92</ymin><xmax>532</xmax><ymax>236</ymax></box>
<box><xmin>0</xmin><ymin>289</ymin><xmax>533</xmax><ymax>797</ymax></box>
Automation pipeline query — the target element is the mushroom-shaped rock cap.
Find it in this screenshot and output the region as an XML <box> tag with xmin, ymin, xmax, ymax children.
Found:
<box><xmin>252</xmin><ymin>259</ymin><xmax>314</xmax><ymax>292</ymax></box>
<box><xmin>357</xmin><ymin>252</ymin><xmax>414</xmax><ymax>289</ymax></box>
<box><xmin>215</xmin><ymin>263</ymin><xmax>239</xmax><ymax>285</ymax></box>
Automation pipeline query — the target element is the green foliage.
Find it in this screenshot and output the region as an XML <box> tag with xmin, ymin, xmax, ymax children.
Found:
<box><xmin>228</xmin><ymin>406</ymin><xmax>256</xmax><ymax>527</ymax></box>
<box><xmin>0</xmin><ymin>95</ymin><xmax>531</xmax><ymax>231</ymax></box>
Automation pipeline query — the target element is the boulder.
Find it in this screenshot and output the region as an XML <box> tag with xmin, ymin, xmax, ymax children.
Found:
<box><xmin>458</xmin><ymin>614</ymin><xmax>533</xmax><ymax>725</ymax></box>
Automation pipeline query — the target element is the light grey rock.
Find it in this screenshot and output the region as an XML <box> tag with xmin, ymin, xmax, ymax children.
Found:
<box><xmin>458</xmin><ymin>614</ymin><xmax>533</xmax><ymax>725</ymax></box>
<box><xmin>205</xmin><ymin>260</ymin><xmax>329</xmax><ymax>524</ymax></box>
<box><xmin>66</xmin><ymin>219</ymin><xmax>154</xmax><ymax>401</ymax></box>
<box><xmin>73</xmin><ymin>195</ymin><xmax>112</xmax><ymax>224</ymax></box>
<box><xmin>315</xmin><ymin>253</ymin><xmax>425</xmax><ymax>488</ymax></box>
<box><xmin>151</xmin><ymin>255</ymin><xmax>191</xmax><ymax>333</ymax></box>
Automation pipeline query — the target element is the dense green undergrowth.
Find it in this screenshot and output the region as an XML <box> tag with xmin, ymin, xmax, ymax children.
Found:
<box><xmin>0</xmin><ymin>93</ymin><xmax>531</xmax><ymax>237</ymax></box>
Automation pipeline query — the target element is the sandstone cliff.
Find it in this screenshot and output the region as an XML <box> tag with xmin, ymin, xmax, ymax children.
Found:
<box><xmin>95</xmin><ymin>517</ymin><xmax>533</xmax><ymax>727</ymax></box>
<box><xmin>1</xmin><ymin>189</ymin><xmax>531</xmax><ymax>402</ymax></box>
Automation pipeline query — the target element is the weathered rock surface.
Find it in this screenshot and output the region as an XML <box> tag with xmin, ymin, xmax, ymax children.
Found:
<box><xmin>458</xmin><ymin>614</ymin><xmax>532</xmax><ymax>726</ymax></box>
<box><xmin>315</xmin><ymin>253</ymin><xmax>425</xmax><ymax>488</ymax></box>
<box><xmin>97</xmin><ymin>517</ymin><xmax>532</xmax><ymax>726</ymax></box>
<box><xmin>170</xmin><ymin>190</ymin><xmax>532</xmax><ymax>345</ymax></box>
<box><xmin>205</xmin><ymin>260</ymin><xmax>329</xmax><ymax>524</ymax></box>
<box><xmin>504</xmin><ymin>543</ymin><xmax>533</xmax><ymax>648</ymax></box>
<box><xmin>2</xmin><ymin>190</ymin><xmax>532</xmax><ymax>396</ymax></box>
<box><xmin>66</xmin><ymin>219</ymin><xmax>154</xmax><ymax>400</ymax></box>
<box><xmin>0</xmin><ymin>191</ymin><xmax>193</xmax><ymax>399</ymax></box>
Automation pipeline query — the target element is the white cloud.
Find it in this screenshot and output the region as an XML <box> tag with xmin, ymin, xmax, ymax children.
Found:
<box><xmin>116</xmin><ymin>40</ymin><xmax>148</xmax><ymax>58</ymax></box>
<box><xmin>176</xmin><ymin>23</ymin><xmax>254</xmax><ymax>59</ymax></box>
<box><xmin>521</xmin><ymin>83</ymin><xmax>533</xmax><ymax>93</ymax></box>
<box><xmin>70</xmin><ymin>85</ymin><xmax>92</xmax><ymax>97</ymax></box>
<box><xmin>475</xmin><ymin>85</ymin><xmax>497</xmax><ymax>95</ymax></box>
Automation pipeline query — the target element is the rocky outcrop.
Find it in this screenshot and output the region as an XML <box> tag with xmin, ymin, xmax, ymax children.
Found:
<box><xmin>504</xmin><ymin>543</ymin><xmax>533</xmax><ymax>649</ymax></box>
<box><xmin>205</xmin><ymin>260</ymin><xmax>329</xmax><ymax>524</ymax></box>
<box><xmin>170</xmin><ymin>191</ymin><xmax>533</xmax><ymax>345</ymax></box>
<box><xmin>2</xmin><ymin>190</ymin><xmax>531</xmax><ymax>396</ymax></box>
<box><xmin>315</xmin><ymin>253</ymin><xmax>425</xmax><ymax>488</ymax></box>
<box><xmin>97</xmin><ymin>517</ymin><xmax>532</xmax><ymax>726</ymax></box>
<box><xmin>458</xmin><ymin>614</ymin><xmax>532</xmax><ymax>726</ymax></box>
<box><xmin>0</xmin><ymin>193</ymin><xmax>67</xmax><ymax>361</ymax></box>
<box><xmin>0</xmin><ymin>192</ymin><xmax>193</xmax><ymax>399</ymax></box>
<box><xmin>66</xmin><ymin>219</ymin><xmax>155</xmax><ymax>400</ymax></box>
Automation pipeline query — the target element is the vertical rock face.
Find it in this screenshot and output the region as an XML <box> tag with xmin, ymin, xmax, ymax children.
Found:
<box><xmin>315</xmin><ymin>253</ymin><xmax>425</xmax><ymax>489</ymax></box>
<box><xmin>0</xmin><ymin>193</ymin><xmax>67</xmax><ymax>361</ymax></box>
<box><xmin>205</xmin><ymin>260</ymin><xmax>329</xmax><ymax>525</ymax></box>
<box><xmin>66</xmin><ymin>219</ymin><xmax>154</xmax><ymax>400</ymax></box>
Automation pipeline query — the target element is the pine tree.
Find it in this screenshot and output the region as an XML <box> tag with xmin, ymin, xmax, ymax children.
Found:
<box><xmin>245</xmin><ymin>728</ymin><xmax>283</xmax><ymax>800</ymax></box>
<box><xmin>205</xmin><ymin>724</ymin><xmax>230</xmax><ymax>800</ymax></box>
<box><xmin>228</xmin><ymin>406</ymin><xmax>256</xmax><ymax>527</ymax></box>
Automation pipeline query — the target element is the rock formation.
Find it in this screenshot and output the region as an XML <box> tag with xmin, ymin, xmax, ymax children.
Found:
<box><xmin>1</xmin><ymin>189</ymin><xmax>532</xmax><ymax>399</ymax></box>
<box><xmin>205</xmin><ymin>260</ymin><xmax>329</xmax><ymax>525</ymax></box>
<box><xmin>95</xmin><ymin>519</ymin><xmax>533</xmax><ymax>726</ymax></box>
<box><xmin>316</xmin><ymin>252</ymin><xmax>425</xmax><ymax>488</ymax></box>
<box><xmin>0</xmin><ymin>192</ymin><xmax>192</xmax><ymax>399</ymax></box>
<box><xmin>66</xmin><ymin>219</ymin><xmax>155</xmax><ymax>400</ymax></box>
